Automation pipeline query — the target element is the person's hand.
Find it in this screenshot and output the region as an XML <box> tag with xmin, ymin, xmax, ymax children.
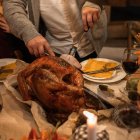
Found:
<box><xmin>82</xmin><ymin>7</ymin><xmax>100</xmax><ymax>31</ymax></box>
<box><xmin>0</xmin><ymin>16</ymin><xmax>10</xmax><ymax>33</ymax></box>
<box><xmin>26</xmin><ymin>35</ymin><xmax>55</xmax><ymax>57</ymax></box>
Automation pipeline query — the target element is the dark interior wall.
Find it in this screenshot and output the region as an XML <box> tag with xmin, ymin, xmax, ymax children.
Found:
<box><xmin>104</xmin><ymin>0</ymin><xmax>140</xmax><ymax>7</ymax></box>
<box><xmin>103</xmin><ymin>0</ymin><xmax>140</xmax><ymax>21</ymax></box>
<box><xmin>128</xmin><ymin>0</ymin><xmax>140</xmax><ymax>6</ymax></box>
<box><xmin>111</xmin><ymin>6</ymin><xmax>140</xmax><ymax>21</ymax></box>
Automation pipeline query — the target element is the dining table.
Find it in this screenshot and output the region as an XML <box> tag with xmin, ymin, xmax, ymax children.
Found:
<box><xmin>0</xmin><ymin>58</ymin><xmax>140</xmax><ymax>140</ymax></box>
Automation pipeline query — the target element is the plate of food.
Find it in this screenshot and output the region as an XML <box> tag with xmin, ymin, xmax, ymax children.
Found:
<box><xmin>81</xmin><ymin>58</ymin><xmax>126</xmax><ymax>83</ymax></box>
<box><xmin>0</xmin><ymin>58</ymin><xmax>17</xmax><ymax>81</ymax></box>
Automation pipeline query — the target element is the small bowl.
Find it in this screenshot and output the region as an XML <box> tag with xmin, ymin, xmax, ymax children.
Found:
<box><xmin>112</xmin><ymin>104</ymin><xmax>140</xmax><ymax>129</ymax></box>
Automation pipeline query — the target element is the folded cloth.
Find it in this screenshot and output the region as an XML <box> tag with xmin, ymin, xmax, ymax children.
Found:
<box><xmin>60</xmin><ymin>54</ymin><xmax>82</xmax><ymax>69</ymax></box>
<box><xmin>73</xmin><ymin>124</ymin><xmax>109</xmax><ymax>140</ymax></box>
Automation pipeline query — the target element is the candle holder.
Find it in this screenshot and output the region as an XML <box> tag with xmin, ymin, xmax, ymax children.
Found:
<box><xmin>73</xmin><ymin>124</ymin><xmax>109</xmax><ymax>140</ymax></box>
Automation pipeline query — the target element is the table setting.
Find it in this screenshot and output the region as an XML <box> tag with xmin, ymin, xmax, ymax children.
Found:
<box><xmin>0</xmin><ymin>52</ymin><xmax>140</xmax><ymax>140</ymax></box>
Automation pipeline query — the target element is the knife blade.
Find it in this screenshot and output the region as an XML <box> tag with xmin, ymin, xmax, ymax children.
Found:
<box><xmin>82</xmin><ymin>64</ymin><xmax>120</xmax><ymax>75</ymax></box>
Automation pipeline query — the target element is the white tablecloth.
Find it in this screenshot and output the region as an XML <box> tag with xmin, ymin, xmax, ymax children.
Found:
<box><xmin>84</xmin><ymin>79</ymin><xmax>129</xmax><ymax>107</ymax></box>
<box><xmin>0</xmin><ymin>83</ymin><xmax>39</xmax><ymax>140</ymax></box>
<box><xmin>0</xmin><ymin>68</ymin><xmax>140</xmax><ymax>140</ymax></box>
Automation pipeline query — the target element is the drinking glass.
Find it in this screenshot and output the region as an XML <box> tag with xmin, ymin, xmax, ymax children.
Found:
<box><xmin>121</xmin><ymin>48</ymin><xmax>139</xmax><ymax>75</ymax></box>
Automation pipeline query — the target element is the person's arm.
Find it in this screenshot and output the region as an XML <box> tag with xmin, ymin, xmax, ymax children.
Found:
<box><xmin>3</xmin><ymin>0</ymin><xmax>39</xmax><ymax>43</ymax></box>
<box><xmin>0</xmin><ymin>0</ymin><xmax>10</xmax><ymax>33</ymax></box>
<box><xmin>2</xmin><ymin>0</ymin><xmax>54</xmax><ymax>57</ymax></box>
<box><xmin>82</xmin><ymin>1</ymin><xmax>107</xmax><ymax>54</ymax></box>
<box><xmin>85</xmin><ymin>0</ymin><xmax>104</xmax><ymax>10</ymax></box>
<box><xmin>0</xmin><ymin>15</ymin><xmax>10</xmax><ymax>33</ymax></box>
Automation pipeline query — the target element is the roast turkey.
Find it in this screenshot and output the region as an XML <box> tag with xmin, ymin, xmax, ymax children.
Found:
<box><xmin>17</xmin><ymin>55</ymin><xmax>85</xmax><ymax>114</ymax></box>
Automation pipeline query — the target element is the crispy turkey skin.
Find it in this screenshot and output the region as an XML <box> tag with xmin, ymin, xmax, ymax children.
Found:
<box><xmin>17</xmin><ymin>55</ymin><xmax>85</xmax><ymax>113</ymax></box>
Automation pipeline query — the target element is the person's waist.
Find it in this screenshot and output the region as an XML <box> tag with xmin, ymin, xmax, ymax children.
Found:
<box><xmin>46</xmin><ymin>32</ymin><xmax>95</xmax><ymax>56</ymax></box>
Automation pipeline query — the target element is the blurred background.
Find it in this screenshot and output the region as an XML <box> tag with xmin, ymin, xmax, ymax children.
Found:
<box><xmin>100</xmin><ymin>0</ymin><xmax>140</xmax><ymax>62</ymax></box>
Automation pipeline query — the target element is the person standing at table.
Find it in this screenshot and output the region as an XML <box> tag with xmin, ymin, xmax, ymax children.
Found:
<box><xmin>2</xmin><ymin>0</ymin><xmax>107</xmax><ymax>64</ymax></box>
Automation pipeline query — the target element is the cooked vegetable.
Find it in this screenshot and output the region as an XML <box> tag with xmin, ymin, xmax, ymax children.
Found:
<box><xmin>99</xmin><ymin>84</ymin><xmax>114</xmax><ymax>94</ymax></box>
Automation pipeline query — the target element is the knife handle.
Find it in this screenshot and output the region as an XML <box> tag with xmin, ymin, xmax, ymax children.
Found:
<box><xmin>69</xmin><ymin>47</ymin><xmax>77</xmax><ymax>56</ymax></box>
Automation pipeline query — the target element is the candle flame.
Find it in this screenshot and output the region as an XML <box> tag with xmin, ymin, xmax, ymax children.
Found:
<box><xmin>83</xmin><ymin>111</ymin><xmax>96</xmax><ymax>120</ymax></box>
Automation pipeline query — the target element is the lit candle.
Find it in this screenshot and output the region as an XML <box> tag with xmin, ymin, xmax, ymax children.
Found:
<box><xmin>83</xmin><ymin>111</ymin><xmax>97</xmax><ymax>140</ymax></box>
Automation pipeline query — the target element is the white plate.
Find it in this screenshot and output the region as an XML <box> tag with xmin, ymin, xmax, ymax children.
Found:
<box><xmin>81</xmin><ymin>58</ymin><xmax>119</xmax><ymax>80</ymax></box>
<box><xmin>0</xmin><ymin>58</ymin><xmax>17</xmax><ymax>82</ymax></box>
<box><xmin>81</xmin><ymin>58</ymin><xmax>127</xmax><ymax>83</ymax></box>
<box><xmin>0</xmin><ymin>58</ymin><xmax>16</xmax><ymax>66</ymax></box>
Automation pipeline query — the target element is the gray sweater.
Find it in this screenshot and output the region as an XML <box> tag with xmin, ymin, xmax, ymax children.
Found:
<box><xmin>3</xmin><ymin>0</ymin><xmax>107</xmax><ymax>55</ymax></box>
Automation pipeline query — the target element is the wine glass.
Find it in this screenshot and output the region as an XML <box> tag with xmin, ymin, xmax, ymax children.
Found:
<box><xmin>121</xmin><ymin>48</ymin><xmax>139</xmax><ymax>75</ymax></box>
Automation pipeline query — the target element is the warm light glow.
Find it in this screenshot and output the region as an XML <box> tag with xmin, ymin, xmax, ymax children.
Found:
<box><xmin>83</xmin><ymin>111</ymin><xmax>97</xmax><ymax>127</ymax></box>
<box><xmin>83</xmin><ymin>111</ymin><xmax>97</xmax><ymax>140</ymax></box>
<box><xmin>83</xmin><ymin>111</ymin><xmax>96</xmax><ymax>120</ymax></box>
